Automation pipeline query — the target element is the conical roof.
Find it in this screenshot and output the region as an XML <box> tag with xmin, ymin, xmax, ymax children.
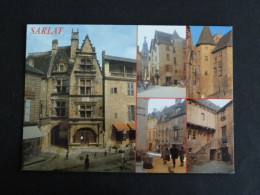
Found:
<box><xmin>172</xmin><ymin>30</ymin><xmax>181</xmax><ymax>39</ymax></box>
<box><xmin>196</xmin><ymin>26</ymin><xmax>215</xmax><ymax>46</ymax></box>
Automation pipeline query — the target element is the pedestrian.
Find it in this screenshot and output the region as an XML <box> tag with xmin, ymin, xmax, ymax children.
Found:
<box><xmin>84</xmin><ymin>154</ymin><xmax>89</xmax><ymax>172</ymax></box>
<box><xmin>104</xmin><ymin>150</ymin><xmax>107</xmax><ymax>156</ymax></box>
<box><xmin>94</xmin><ymin>152</ymin><xmax>97</xmax><ymax>159</ymax></box>
<box><xmin>121</xmin><ymin>151</ymin><xmax>125</xmax><ymax>168</ymax></box>
<box><xmin>179</xmin><ymin>147</ymin><xmax>185</xmax><ymax>166</ymax></box>
<box><xmin>161</xmin><ymin>145</ymin><xmax>167</xmax><ymax>165</ymax></box>
<box><xmin>170</xmin><ymin>144</ymin><xmax>179</xmax><ymax>168</ymax></box>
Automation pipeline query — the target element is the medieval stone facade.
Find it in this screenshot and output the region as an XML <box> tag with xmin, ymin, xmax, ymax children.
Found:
<box><xmin>146</xmin><ymin>100</ymin><xmax>186</xmax><ymax>153</ymax></box>
<box><xmin>149</xmin><ymin>30</ymin><xmax>185</xmax><ymax>86</ymax></box>
<box><xmin>25</xmin><ymin>29</ymin><xmax>136</xmax><ymax>152</ymax></box>
<box><xmin>187</xmin><ymin>26</ymin><xmax>233</xmax><ymax>98</ymax></box>
<box><xmin>187</xmin><ymin>99</ymin><xmax>234</xmax><ymax>168</ymax></box>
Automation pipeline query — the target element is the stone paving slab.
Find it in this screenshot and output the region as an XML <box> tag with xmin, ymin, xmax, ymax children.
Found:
<box><xmin>187</xmin><ymin>160</ymin><xmax>234</xmax><ymax>173</ymax></box>
<box><xmin>137</xmin><ymin>86</ymin><xmax>185</xmax><ymax>98</ymax></box>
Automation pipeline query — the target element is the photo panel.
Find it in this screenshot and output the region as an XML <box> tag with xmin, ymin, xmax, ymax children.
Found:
<box><xmin>137</xmin><ymin>25</ymin><xmax>186</xmax><ymax>98</ymax></box>
<box><xmin>186</xmin><ymin>99</ymin><xmax>234</xmax><ymax>173</ymax></box>
<box><xmin>186</xmin><ymin>26</ymin><xmax>233</xmax><ymax>98</ymax></box>
<box><xmin>136</xmin><ymin>98</ymin><xmax>186</xmax><ymax>173</ymax></box>
<box><xmin>23</xmin><ymin>24</ymin><xmax>137</xmax><ymax>172</ymax></box>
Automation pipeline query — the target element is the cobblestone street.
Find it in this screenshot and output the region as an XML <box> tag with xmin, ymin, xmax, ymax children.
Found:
<box><xmin>137</xmin><ymin>85</ymin><xmax>185</xmax><ymax>98</ymax></box>
<box><xmin>22</xmin><ymin>146</ymin><xmax>135</xmax><ymax>172</ymax></box>
<box><xmin>187</xmin><ymin>160</ymin><xmax>234</xmax><ymax>173</ymax></box>
<box><xmin>136</xmin><ymin>152</ymin><xmax>186</xmax><ymax>173</ymax></box>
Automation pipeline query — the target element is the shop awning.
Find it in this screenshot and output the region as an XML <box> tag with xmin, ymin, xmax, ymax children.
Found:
<box><xmin>23</xmin><ymin>126</ymin><xmax>43</xmax><ymax>140</ymax></box>
<box><xmin>113</xmin><ymin>123</ymin><xmax>129</xmax><ymax>131</ymax></box>
<box><xmin>127</xmin><ymin>122</ymin><xmax>136</xmax><ymax>130</ymax></box>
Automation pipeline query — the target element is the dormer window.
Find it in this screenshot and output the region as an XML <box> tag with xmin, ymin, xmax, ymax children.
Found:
<box><xmin>60</xmin><ymin>65</ymin><xmax>64</xmax><ymax>71</ymax></box>
<box><xmin>80</xmin><ymin>58</ymin><xmax>93</xmax><ymax>72</ymax></box>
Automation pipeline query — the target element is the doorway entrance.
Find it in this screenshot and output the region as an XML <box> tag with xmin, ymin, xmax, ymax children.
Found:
<box><xmin>166</xmin><ymin>77</ymin><xmax>172</xmax><ymax>85</ymax></box>
<box><xmin>51</xmin><ymin>125</ymin><xmax>68</xmax><ymax>147</ymax></box>
<box><xmin>210</xmin><ymin>149</ymin><xmax>217</xmax><ymax>160</ymax></box>
<box><xmin>74</xmin><ymin>128</ymin><xmax>97</xmax><ymax>145</ymax></box>
<box><xmin>222</xmin><ymin>147</ymin><xmax>229</xmax><ymax>161</ymax></box>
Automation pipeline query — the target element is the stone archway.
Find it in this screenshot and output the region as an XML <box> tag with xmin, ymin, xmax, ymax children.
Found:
<box><xmin>51</xmin><ymin>125</ymin><xmax>68</xmax><ymax>147</ymax></box>
<box><xmin>73</xmin><ymin>128</ymin><xmax>97</xmax><ymax>145</ymax></box>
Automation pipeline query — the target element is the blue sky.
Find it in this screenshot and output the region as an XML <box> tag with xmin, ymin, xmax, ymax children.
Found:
<box><xmin>26</xmin><ymin>24</ymin><xmax>137</xmax><ymax>63</ymax></box>
<box><xmin>190</xmin><ymin>26</ymin><xmax>232</xmax><ymax>46</ymax></box>
<box><xmin>138</xmin><ymin>25</ymin><xmax>186</xmax><ymax>51</ymax></box>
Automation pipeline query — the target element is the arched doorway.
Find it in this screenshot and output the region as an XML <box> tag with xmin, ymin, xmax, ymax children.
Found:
<box><xmin>51</xmin><ymin>125</ymin><xmax>68</xmax><ymax>147</ymax></box>
<box><xmin>74</xmin><ymin>128</ymin><xmax>97</xmax><ymax>145</ymax></box>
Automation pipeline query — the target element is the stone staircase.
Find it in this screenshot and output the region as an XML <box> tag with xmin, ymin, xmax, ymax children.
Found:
<box><xmin>187</xmin><ymin>141</ymin><xmax>212</xmax><ymax>167</ymax></box>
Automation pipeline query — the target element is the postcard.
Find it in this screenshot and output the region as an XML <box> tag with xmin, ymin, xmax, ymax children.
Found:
<box><xmin>22</xmin><ymin>24</ymin><xmax>234</xmax><ymax>173</ymax></box>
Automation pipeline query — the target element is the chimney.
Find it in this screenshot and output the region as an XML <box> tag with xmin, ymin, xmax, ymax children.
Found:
<box><xmin>70</xmin><ymin>29</ymin><xmax>79</xmax><ymax>59</ymax></box>
<box><xmin>52</xmin><ymin>39</ymin><xmax>58</xmax><ymax>55</ymax></box>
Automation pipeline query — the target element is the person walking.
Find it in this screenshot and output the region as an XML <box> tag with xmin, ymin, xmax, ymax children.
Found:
<box><xmin>179</xmin><ymin>147</ymin><xmax>185</xmax><ymax>166</ymax></box>
<box><xmin>170</xmin><ymin>144</ymin><xmax>179</xmax><ymax>168</ymax></box>
<box><xmin>161</xmin><ymin>145</ymin><xmax>167</xmax><ymax>165</ymax></box>
<box><xmin>84</xmin><ymin>154</ymin><xmax>89</xmax><ymax>172</ymax></box>
<box><xmin>121</xmin><ymin>151</ymin><xmax>125</xmax><ymax>168</ymax></box>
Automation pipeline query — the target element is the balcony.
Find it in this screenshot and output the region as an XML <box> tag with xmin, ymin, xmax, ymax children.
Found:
<box><xmin>110</xmin><ymin>72</ymin><xmax>136</xmax><ymax>78</ymax></box>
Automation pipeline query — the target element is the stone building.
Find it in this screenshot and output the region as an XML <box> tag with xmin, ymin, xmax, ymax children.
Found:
<box><xmin>141</xmin><ymin>37</ymin><xmax>150</xmax><ymax>81</ymax></box>
<box><xmin>187</xmin><ymin>99</ymin><xmax>234</xmax><ymax>168</ymax></box>
<box><xmin>156</xmin><ymin>99</ymin><xmax>186</xmax><ymax>151</ymax></box>
<box><xmin>26</xmin><ymin>29</ymin><xmax>105</xmax><ymax>151</ymax></box>
<box><xmin>102</xmin><ymin>51</ymin><xmax>136</xmax><ymax>148</ymax></box>
<box><xmin>147</xmin><ymin>109</ymin><xmax>160</xmax><ymax>152</ymax></box>
<box><xmin>149</xmin><ymin>30</ymin><xmax>185</xmax><ymax>86</ymax></box>
<box><xmin>136</xmin><ymin>99</ymin><xmax>149</xmax><ymax>151</ymax></box>
<box><xmin>187</xmin><ymin>26</ymin><xmax>233</xmax><ymax>98</ymax></box>
<box><xmin>23</xmin><ymin>64</ymin><xmax>45</xmax><ymax>159</ymax></box>
<box><xmin>137</xmin><ymin>46</ymin><xmax>143</xmax><ymax>85</ymax></box>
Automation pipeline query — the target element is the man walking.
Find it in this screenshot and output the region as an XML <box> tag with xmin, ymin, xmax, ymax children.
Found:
<box><xmin>170</xmin><ymin>144</ymin><xmax>179</xmax><ymax>168</ymax></box>
<box><xmin>179</xmin><ymin>147</ymin><xmax>185</xmax><ymax>166</ymax></box>
<box><xmin>84</xmin><ymin>154</ymin><xmax>89</xmax><ymax>172</ymax></box>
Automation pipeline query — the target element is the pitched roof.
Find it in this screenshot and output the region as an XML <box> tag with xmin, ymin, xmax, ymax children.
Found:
<box><xmin>27</xmin><ymin>46</ymin><xmax>71</xmax><ymax>74</ymax></box>
<box><xmin>191</xmin><ymin>99</ymin><xmax>220</xmax><ymax>112</ymax></box>
<box><xmin>196</xmin><ymin>26</ymin><xmax>215</xmax><ymax>46</ymax></box>
<box><xmin>103</xmin><ymin>55</ymin><xmax>136</xmax><ymax>64</ymax></box>
<box><xmin>212</xmin><ymin>30</ymin><xmax>233</xmax><ymax>53</ymax></box>
<box><xmin>25</xmin><ymin>64</ymin><xmax>45</xmax><ymax>75</ymax></box>
<box><xmin>155</xmin><ymin>30</ymin><xmax>172</xmax><ymax>44</ymax></box>
<box><xmin>217</xmin><ymin>100</ymin><xmax>233</xmax><ymax>113</ymax></box>
<box><xmin>172</xmin><ymin>30</ymin><xmax>181</xmax><ymax>39</ymax></box>
<box><xmin>27</xmin><ymin>51</ymin><xmax>52</xmax><ymax>74</ymax></box>
<box><xmin>158</xmin><ymin>100</ymin><xmax>186</xmax><ymax>121</ymax></box>
<box><xmin>154</xmin><ymin>30</ymin><xmax>185</xmax><ymax>49</ymax></box>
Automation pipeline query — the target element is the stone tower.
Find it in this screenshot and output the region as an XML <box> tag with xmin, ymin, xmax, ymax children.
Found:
<box><xmin>141</xmin><ymin>37</ymin><xmax>149</xmax><ymax>80</ymax></box>
<box><xmin>196</xmin><ymin>26</ymin><xmax>215</xmax><ymax>97</ymax></box>
<box><xmin>70</xmin><ymin>29</ymin><xmax>79</xmax><ymax>59</ymax></box>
